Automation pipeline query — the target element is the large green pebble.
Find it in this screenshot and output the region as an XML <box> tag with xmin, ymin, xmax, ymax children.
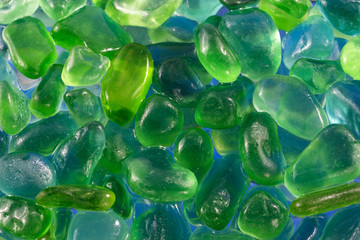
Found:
<box><xmin>39</xmin><ymin>0</ymin><xmax>87</xmax><ymax>20</ymax></box>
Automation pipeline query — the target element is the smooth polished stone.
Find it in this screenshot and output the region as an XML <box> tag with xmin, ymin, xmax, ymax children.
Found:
<box><xmin>190</xmin><ymin>227</ymin><xmax>254</xmax><ymax>240</ymax></box>
<box><xmin>291</xmin><ymin>214</ymin><xmax>328</xmax><ymax>240</ymax></box>
<box><xmin>220</xmin><ymin>0</ymin><xmax>259</xmax><ymax>10</ymax></box>
<box><xmin>40</xmin><ymin>0</ymin><xmax>87</xmax><ymax>20</ymax></box>
<box><xmin>340</xmin><ymin>35</ymin><xmax>360</xmax><ymax>79</ymax></box>
<box><xmin>0</xmin><ymin>0</ymin><xmax>39</xmax><ymax>24</ymax></box>
<box><xmin>50</xmin><ymin>208</ymin><xmax>73</xmax><ymax>240</ymax></box>
<box><xmin>175</xmin><ymin>0</ymin><xmax>223</xmax><ymax>22</ymax></box>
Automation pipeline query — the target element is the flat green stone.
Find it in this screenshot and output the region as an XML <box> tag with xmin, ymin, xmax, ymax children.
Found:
<box><xmin>39</xmin><ymin>0</ymin><xmax>87</xmax><ymax>20</ymax></box>
<box><xmin>36</xmin><ymin>185</ymin><xmax>116</xmax><ymax>211</ymax></box>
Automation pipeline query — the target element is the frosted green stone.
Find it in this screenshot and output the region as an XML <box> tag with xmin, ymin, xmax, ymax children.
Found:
<box><xmin>0</xmin><ymin>0</ymin><xmax>39</xmax><ymax>24</ymax></box>
<box><xmin>39</xmin><ymin>0</ymin><xmax>87</xmax><ymax>20</ymax></box>
<box><xmin>340</xmin><ymin>35</ymin><xmax>360</xmax><ymax>80</ymax></box>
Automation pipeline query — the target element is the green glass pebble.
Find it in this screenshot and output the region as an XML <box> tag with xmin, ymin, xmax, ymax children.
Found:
<box><xmin>0</xmin><ymin>0</ymin><xmax>39</xmax><ymax>24</ymax></box>
<box><xmin>0</xmin><ymin>196</ymin><xmax>52</xmax><ymax>239</ymax></box>
<box><xmin>175</xmin><ymin>0</ymin><xmax>222</xmax><ymax>23</ymax></box>
<box><xmin>174</xmin><ymin>128</ymin><xmax>214</xmax><ymax>182</ymax></box>
<box><xmin>62</xmin><ymin>46</ymin><xmax>110</xmax><ymax>86</ymax></box>
<box><xmin>135</xmin><ymin>94</ymin><xmax>184</xmax><ymax>147</ymax></box>
<box><xmin>2</xmin><ymin>16</ymin><xmax>57</xmax><ymax>79</ymax></box>
<box><xmin>39</xmin><ymin>0</ymin><xmax>87</xmax><ymax>20</ymax></box>
<box><xmin>36</xmin><ymin>185</ymin><xmax>115</xmax><ymax>211</ymax></box>
<box><xmin>211</xmin><ymin>125</ymin><xmax>241</xmax><ymax>156</ymax></box>
<box><xmin>195</xmin><ymin>23</ymin><xmax>241</xmax><ymax>83</ymax></box>
<box><xmin>290</xmin><ymin>58</ymin><xmax>346</xmax><ymax>95</ymax></box>
<box><xmin>0</xmin><ymin>129</ymin><xmax>7</xmax><ymax>157</ymax></box>
<box><xmin>105</xmin><ymin>0</ymin><xmax>182</xmax><ymax>29</ymax></box>
<box><xmin>101</xmin><ymin>43</ymin><xmax>153</xmax><ymax>126</ymax></box>
<box><xmin>93</xmin><ymin>0</ymin><xmax>108</xmax><ymax>9</ymax></box>
<box><xmin>190</xmin><ymin>226</ymin><xmax>254</xmax><ymax>240</ymax></box>
<box><xmin>205</xmin><ymin>15</ymin><xmax>222</xmax><ymax>27</ymax></box>
<box><xmin>238</xmin><ymin>191</ymin><xmax>290</xmax><ymax>239</ymax></box>
<box><xmin>285</xmin><ymin>124</ymin><xmax>360</xmax><ymax>196</ymax></box>
<box><xmin>103</xmin><ymin>176</ymin><xmax>133</xmax><ymax>219</ymax></box>
<box><xmin>51</xmin><ymin>6</ymin><xmax>133</xmax><ymax>59</ymax></box>
<box><xmin>0</xmin><ymin>81</ymin><xmax>31</xmax><ymax>135</ymax></box>
<box><xmin>220</xmin><ymin>0</ymin><xmax>259</xmax><ymax>10</ymax></box>
<box><xmin>239</xmin><ymin>112</ymin><xmax>286</xmax><ymax>186</ymax></box>
<box><xmin>10</xmin><ymin>112</ymin><xmax>78</xmax><ymax>156</ymax></box>
<box><xmin>183</xmin><ymin>198</ymin><xmax>203</xmax><ymax>227</ymax></box>
<box><xmin>64</xmin><ymin>88</ymin><xmax>107</xmax><ymax>126</ymax></box>
<box><xmin>29</xmin><ymin>64</ymin><xmax>66</xmax><ymax>119</ymax></box>
<box><xmin>340</xmin><ymin>35</ymin><xmax>360</xmax><ymax>80</ymax></box>
<box><xmin>253</xmin><ymin>75</ymin><xmax>328</xmax><ymax>140</ymax></box>
<box><xmin>218</xmin><ymin>8</ymin><xmax>281</xmax><ymax>81</ymax></box>
<box><xmin>50</xmin><ymin>208</ymin><xmax>73</xmax><ymax>240</ymax></box>
<box><xmin>291</xmin><ymin>214</ymin><xmax>328</xmax><ymax>240</ymax></box>
<box><xmin>195</xmin><ymin>155</ymin><xmax>250</xmax><ymax>230</ymax></box>
<box><xmin>37</xmin><ymin>230</ymin><xmax>51</xmax><ymax>240</ymax></box>
<box><xmin>124</xmin><ymin>148</ymin><xmax>198</xmax><ymax>202</ymax></box>
<box><xmin>53</xmin><ymin>121</ymin><xmax>105</xmax><ymax>185</ymax></box>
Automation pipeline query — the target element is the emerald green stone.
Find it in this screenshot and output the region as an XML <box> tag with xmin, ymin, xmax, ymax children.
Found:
<box><xmin>239</xmin><ymin>112</ymin><xmax>286</xmax><ymax>186</ymax></box>
<box><xmin>340</xmin><ymin>35</ymin><xmax>360</xmax><ymax>80</ymax></box>
<box><xmin>53</xmin><ymin>121</ymin><xmax>106</xmax><ymax>185</ymax></box>
<box><xmin>64</xmin><ymin>88</ymin><xmax>107</xmax><ymax>126</ymax></box>
<box><xmin>190</xmin><ymin>227</ymin><xmax>254</xmax><ymax>240</ymax></box>
<box><xmin>2</xmin><ymin>16</ymin><xmax>57</xmax><ymax>79</ymax></box>
<box><xmin>135</xmin><ymin>94</ymin><xmax>184</xmax><ymax>148</ymax></box>
<box><xmin>195</xmin><ymin>155</ymin><xmax>250</xmax><ymax>230</ymax></box>
<box><xmin>195</xmin><ymin>23</ymin><xmax>241</xmax><ymax>83</ymax></box>
<box><xmin>174</xmin><ymin>128</ymin><xmax>214</xmax><ymax>182</ymax></box>
<box><xmin>10</xmin><ymin>112</ymin><xmax>78</xmax><ymax>156</ymax></box>
<box><xmin>290</xmin><ymin>58</ymin><xmax>346</xmax><ymax>95</ymax></box>
<box><xmin>285</xmin><ymin>124</ymin><xmax>360</xmax><ymax>196</ymax></box>
<box><xmin>51</xmin><ymin>6</ymin><xmax>133</xmax><ymax>59</ymax></box>
<box><xmin>0</xmin><ymin>0</ymin><xmax>39</xmax><ymax>24</ymax></box>
<box><xmin>36</xmin><ymin>185</ymin><xmax>115</xmax><ymax>211</ymax></box>
<box><xmin>124</xmin><ymin>148</ymin><xmax>198</xmax><ymax>203</ymax></box>
<box><xmin>0</xmin><ymin>196</ymin><xmax>52</xmax><ymax>239</ymax></box>
<box><xmin>220</xmin><ymin>0</ymin><xmax>259</xmax><ymax>10</ymax></box>
<box><xmin>50</xmin><ymin>208</ymin><xmax>73</xmax><ymax>240</ymax></box>
<box><xmin>39</xmin><ymin>0</ymin><xmax>87</xmax><ymax>20</ymax></box>
<box><xmin>101</xmin><ymin>43</ymin><xmax>153</xmax><ymax>126</ymax></box>
<box><xmin>105</xmin><ymin>0</ymin><xmax>183</xmax><ymax>28</ymax></box>
<box><xmin>30</xmin><ymin>64</ymin><xmax>66</xmax><ymax>119</ymax></box>
<box><xmin>253</xmin><ymin>75</ymin><xmax>328</xmax><ymax>140</ymax></box>
<box><xmin>62</xmin><ymin>46</ymin><xmax>110</xmax><ymax>86</ymax></box>
<box><xmin>0</xmin><ymin>81</ymin><xmax>31</xmax><ymax>135</ymax></box>
<box><xmin>93</xmin><ymin>0</ymin><xmax>108</xmax><ymax>9</ymax></box>
<box><xmin>205</xmin><ymin>15</ymin><xmax>222</xmax><ymax>27</ymax></box>
<box><xmin>238</xmin><ymin>191</ymin><xmax>290</xmax><ymax>239</ymax></box>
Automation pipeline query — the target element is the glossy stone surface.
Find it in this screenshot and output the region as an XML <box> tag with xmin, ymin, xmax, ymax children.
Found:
<box><xmin>10</xmin><ymin>112</ymin><xmax>78</xmax><ymax>156</ymax></box>
<box><xmin>175</xmin><ymin>0</ymin><xmax>222</xmax><ymax>22</ymax></box>
<box><xmin>68</xmin><ymin>211</ymin><xmax>128</xmax><ymax>240</ymax></box>
<box><xmin>51</xmin><ymin>6</ymin><xmax>133</xmax><ymax>59</ymax></box>
<box><xmin>211</xmin><ymin>125</ymin><xmax>241</xmax><ymax>156</ymax></box>
<box><xmin>36</xmin><ymin>185</ymin><xmax>115</xmax><ymax>211</ymax></box>
<box><xmin>290</xmin><ymin>214</ymin><xmax>328</xmax><ymax>240</ymax></box>
<box><xmin>340</xmin><ymin>35</ymin><xmax>360</xmax><ymax>79</ymax></box>
<box><xmin>101</xmin><ymin>43</ymin><xmax>153</xmax><ymax>126</ymax></box>
<box><xmin>190</xmin><ymin>227</ymin><xmax>254</xmax><ymax>240</ymax></box>
<box><xmin>29</xmin><ymin>64</ymin><xmax>66</xmax><ymax>119</ymax></box>
<box><xmin>53</xmin><ymin>121</ymin><xmax>105</xmax><ymax>185</ymax></box>
<box><xmin>3</xmin><ymin>16</ymin><xmax>57</xmax><ymax>79</ymax></box>
<box><xmin>50</xmin><ymin>208</ymin><xmax>73</xmax><ymax>240</ymax></box>
<box><xmin>40</xmin><ymin>0</ymin><xmax>87</xmax><ymax>20</ymax></box>
<box><xmin>135</xmin><ymin>94</ymin><xmax>183</xmax><ymax>147</ymax></box>
<box><xmin>219</xmin><ymin>8</ymin><xmax>281</xmax><ymax>81</ymax></box>
<box><xmin>220</xmin><ymin>0</ymin><xmax>259</xmax><ymax>10</ymax></box>
<box><xmin>285</xmin><ymin>124</ymin><xmax>360</xmax><ymax>196</ymax></box>
<box><xmin>195</xmin><ymin>155</ymin><xmax>250</xmax><ymax>230</ymax></box>
<box><xmin>239</xmin><ymin>112</ymin><xmax>286</xmax><ymax>186</ymax></box>
<box><xmin>0</xmin><ymin>0</ymin><xmax>39</xmax><ymax>24</ymax></box>
<box><xmin>253</xmin><ymin>75</ymin><xmax>328</xmax><ymax>140</ymax></box>
<box><xmin>195</xmin><ymin>23</ymin><xmax>241</xmax><ymax>83</ymax></box>
<box><xmin>0</xmin><ymin>196</ymin><xmax>52</xmax><ymax>239</ymax></box>
<box><xmin>125</xmin><ymin>148</ymin><xmax>197</xmax><ymax>202</ymax></box>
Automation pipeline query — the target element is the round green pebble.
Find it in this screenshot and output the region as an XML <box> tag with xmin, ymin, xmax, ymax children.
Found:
<box><xmin>341</xmin><ymin>35</ymin><xmax>360</xmax><ymax>80</ymax></box>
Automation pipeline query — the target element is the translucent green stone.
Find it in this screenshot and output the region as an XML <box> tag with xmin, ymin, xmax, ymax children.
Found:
<box><xmin>105</xmin><ymin>0</ymin><xmax>182</xmax><ymax>28</ymax></box>
<box><xmin>218</xmin><ymin>8</ymin><xmax>281</xmax><ymax>81</ymax></box>
<box><xmin>101</xmin><ymin>43</ymin><xmax>153</xmax><ymax>126</ymax></box>
<box><xmin>290</xmin><ymin>58</ymin><xmax>346</xmax><ymax>94</ymax></box>
<box><xmin>285</xmin><ymin>124</ymin><xmax>360</xmax><ymax>196</ymax></box>
<box><xmin>340</xmin><ymin>35</ymin><xmax>360</xmax><ymax>80</ymax></box>
<box><xmin>29</xmin><ymin>64</ymin><xmax>66</xmax><ymax>119</ymax></box>
<box><xmin>135</xmin><ymin>94</ymin><xmax>183</xmax><ymax>148</ymax></box>
<box><xmin>174</xmin><ymin>128</ymin><xmax>214</xmax><ymax>182</ymax></box>
<box><xmin>190</xmin><ymin>227</ymin><xmax>254</xmax><ymax>240</ymax></box>
<box><xmin>2</xmin><ymin>16</ymin><xmax>57</xmax><ymax>79</ymax></box>
<box><xmin>93</xmin><ymin>0</ymin><xmax>108</xmax><ymax>9</ymax></box>
<box><xmin>0</xmin><ymin>81</ymin><xmax>31</xmax><ymax>135</ymax></box>
<box><xmin>211</xmin><ymin>125</ymin><xmax>241</xmax><ymax>156</ymax></box>
<box><xmin>39</xmin><ymin>0</ymin><xmax>87</xmax><ymax>20</ymax></box>
<box><xmin>124</xmin><ymin>148</ymin><xmax>198</xmax><ymax>203</ymax></box>
<box><xmin>195</xmin><ymin>23</ymin><xmax>241</xmax><ymax>83</ymax></box>
<box><xmin>64</xmin><ymin>88</ymin><xmax>107</xmax><ymax>126</ymax></box>
<box><xmin>0</xmin><ymin>196</ymin><xmax>52</xmax><ymax>239</ymax></box>
<box><xmin>220</xmin><ymin>0</ymin><xmax>259</xmax><ymax>10</ymax></box>
<box><xmin>195</xmin><ymin>155</ymin><xmax>250</xmax><ymax>230</ymax></box>
<box><xmin>183</xmin><ymin>198</ymin><xmax>203</xmax><ymax>227</ymax></box>
<box><xmin>62</xmin><ymin>46</ymin><xmax>110</xmax><ymax>86</ymax></box>
<box><xmin>253</xmin><ymin>75</ymin><xmax>328</xmax><ymax>140</ymax></box>
<box><xmin>239</xmin><ymin>112</ymin><xmax>286</xmax><ymax>186</ymax></box>
<box><xmin>36</xmin><ymin>185</ymin><xmax>115</xmax><ymax>211</ymax></box>
<box><xmin>51</xmin><ymin>6</ymin><xmax>133</xmax><ymax>59</ymax></box>
<box><xmin>291</xmin><ymin>214</ymin><xmax>328</xmax><ymax>240</ymax></box>
<box><xmin>0</xmin><ymin>129</ymin><xmax>8</xmax><ymax>157</ymax></box>
<box><xmin>53</xmin><ymin>121</ymin><xmax>106</xmax><ymax>185</ymax></box>
<box><xmin>10</xmin><ymin>112</ymin><xmax>78</xmax><ymax>156</ymax></box>
<box><xmin>50</xmin><ymin>208</ymin><xmax>73</xmax><ymax>240</ymax></box>
<box><xmin>175</xmin><ymin>0</ymin><xmax>222</xmax><ymax>23</ymax></box>
<box><xmin>0</xmin><ymin>0</ymin><xmax>39</xmax><ymax>25</ymax></box>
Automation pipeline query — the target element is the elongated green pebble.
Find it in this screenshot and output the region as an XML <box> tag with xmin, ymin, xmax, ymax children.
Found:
<box><xmin>0</xmin><ymin>81</ymin><xmax>31</xmax><ymax>135</ymax></box>
<box><xmin>50</xmin><ymin>208</ymin><xmax>73</xmax><ymax>240</ymax></box>
<box><xmin>101</xmin><ymin>43</ymin><xmax>153</xmax><ymax>126</ymax></box>
<box><xmin>10</xmin><ymin>111</ymin><xmax>78</xmax><ymax>156</ymax></box>
<box><xmin>290</xmin><ymin>182</ymin><xmax>360</xmax><ymax>217</ymax></box>
<box><xmin>29</xmin><ymin>64</ymin><xmax>66</xmax><ymax>119</ymax></box>
<box><xmin>2</xmin><ymin>16</ymin><xmax>57</xmax><ymax>79</ymax></box>
<box><xmin>0</xmin><ymin>196</ymin><xmax>52</xmax><ymax>239</ymax></box>
<box><xmin>39</xmin><ymin>0</ymin><xmax>87</xmax><ymax>20</ymax></box>
<box><xmin>36</xmin><ymin>185</ymin><xmax>115</xmax><ymax>211</ymax></box>
<box><xmin>195</xmin><ymin>22</ymin><xmax>241</xmax><ymax>83</ymax></box>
